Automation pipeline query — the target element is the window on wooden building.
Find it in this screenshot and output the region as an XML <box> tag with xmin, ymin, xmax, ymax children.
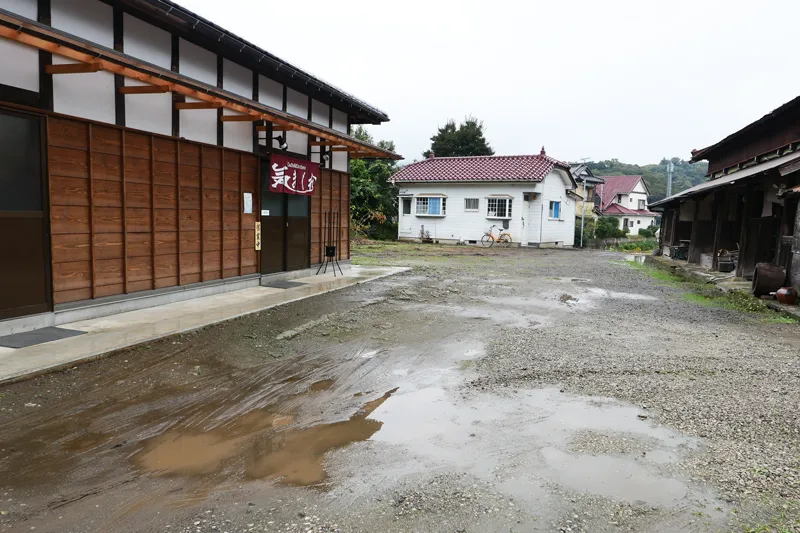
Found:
<box><xmin>464</xmin><ymin>198</ymin><xmax>479</xmax><ymax>211</ymax></box>
<box><xmin>638</xmin><ymin>199</ymin><xmax>646</xmax><ymax>210</ymax></box>
<box><xmin>549</xmin><ymin>201</ymin><xmax>561</xmax><ymax>219</ymax></box>
<box><xmin>487</xmin><ymin>198</ymin><xmax>512</xmax><ymax>219</ymax></box>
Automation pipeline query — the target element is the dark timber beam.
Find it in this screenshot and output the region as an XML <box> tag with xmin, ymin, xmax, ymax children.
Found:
<box><xmin>119</xmin><ymin>85</ymin><xmax>171</xmax><ymax>94</ymax></box>
<box><xmin>45</xmin><ymin>62</ymin><xmax>102</xmax><ymax>74</ymax></box>
<box><xmin>175</xmin><ymin>101</ymin><xmax>223</xmax><ymax>110</ymax></box>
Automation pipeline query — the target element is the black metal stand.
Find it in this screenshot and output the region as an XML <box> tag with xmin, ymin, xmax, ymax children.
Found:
<box><xmin>316</xmin><ymin>211</ymin><xmax>343</xmax><ymax>276</ymax></box>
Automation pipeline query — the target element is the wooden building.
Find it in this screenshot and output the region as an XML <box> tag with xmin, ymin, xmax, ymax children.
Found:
<box><xmin>0</xmin><ymin>0</ymin><xmax>399</xmax><ymax>332</ymax></box>
<box><xmin>652</xmin><ymin>96</ymin><xmax>800</xmax><ymax>288</ymax></box>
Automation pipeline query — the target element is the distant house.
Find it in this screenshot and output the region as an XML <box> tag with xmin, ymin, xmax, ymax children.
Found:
<box><xmin>596</xmin><ymin>175</ymin><xmax>657</xmax><ymax>234</ymax></box>
<box><xmin>570</xmin><ymin>164</ymin><xmax>605</xmax><ymax>219</ymax></box>
<box><xmin>392</xmin><ymin>149</ymin><xmax>580</xmax><ymax>246</ymax></box>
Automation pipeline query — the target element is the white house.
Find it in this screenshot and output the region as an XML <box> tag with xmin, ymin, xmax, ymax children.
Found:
<box><xmin>596</xmin><ymin>175</ymin><xmax>657</xmax><ymax>234</ymax></box>
<box><xmin>392</xmin><ymin>149</ymin><xmax>579</xmax><ymax>247</ymax></box>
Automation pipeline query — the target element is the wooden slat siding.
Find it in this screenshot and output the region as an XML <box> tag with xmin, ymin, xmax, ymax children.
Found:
<box><xmin>47</xmin><ymin>116</ymin><xmax>260</xmax><ymax>303</ymax></box>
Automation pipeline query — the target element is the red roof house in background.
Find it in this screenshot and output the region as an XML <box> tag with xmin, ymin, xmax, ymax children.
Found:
<box><xmin>596</xmin><ymin>175</ymin><xmax>658</xmax><ymax>234</ymax></box>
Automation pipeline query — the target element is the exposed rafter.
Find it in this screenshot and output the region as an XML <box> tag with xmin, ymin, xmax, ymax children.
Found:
<box><xmin>45</xmin><ymin>62</ymin><xmax>102</xmax><ymax>74</ymax></box>
<box><xmin>220</xmin><ymin>114</ymin><xmax>261</xmax><ymax>122</ymax></box>
<box><xmin>119</xmin><ymin>85</ymin><xmax>171</xmax><ymax>94</ymax></box>
<box><xmin>175</xmin><ymin>102</ymin><xmax>223</xmax><ymax>110</ymax></box>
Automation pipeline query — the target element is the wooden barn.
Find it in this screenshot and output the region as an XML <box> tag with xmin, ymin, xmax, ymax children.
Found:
<box><xmin>0</xmin><ymin>0</ymin><xmax>399</xmax><ymax>332</ymax></box>
<box><xmin>652</xmin><ymin>96</ymin><xmax>800</xmax><ymax>289</ymax></box>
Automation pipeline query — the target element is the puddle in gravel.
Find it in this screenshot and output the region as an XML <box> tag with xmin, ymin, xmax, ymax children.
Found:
<box><xmin>134</xmin><ymin>388</ymin><xmax>398</xmax><ymax>486</ymax></box>
<box><xmin>308</xmin><ymin>378</ymin><xmax>335</xmax><ymax>392</ymax></box>
<box><xmin>365</xmin><ymin>386</ymin><xmax>705</xmax><ymax>507</ymax></box>
<box><xmin>582</xmin><ymin>287</ymin><xmax>657</xmax><ymax>301</ymax></box>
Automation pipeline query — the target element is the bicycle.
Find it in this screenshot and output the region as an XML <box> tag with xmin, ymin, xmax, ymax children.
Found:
<box><xmin>481</xmin><ymin>225</ymin><xmax>512</xmax><ymax>247</ymax></box>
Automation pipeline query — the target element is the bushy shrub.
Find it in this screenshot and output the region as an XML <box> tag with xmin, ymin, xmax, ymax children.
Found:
<box><xmin>639</xmin><ymin>225</ymin><xmax>658</xmax><ymax>238</ymax></box>
<box><xmin>574</xmin><ymin>217</ymin><xmax>596</xmax><ymax>247</ymax></box>
<box><xmin>595</xmin><ymin>216</ymin><xmax>626</xmax><ymax>239</ymax></box>
<box><xmin>616</xmin><ymin>240</ymin><xmax>658</xmax><ymax>252</ymax></box>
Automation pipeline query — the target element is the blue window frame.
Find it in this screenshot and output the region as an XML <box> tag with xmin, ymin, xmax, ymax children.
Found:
<box><xmin>549</xmin><ymin>201</ymin><xmax>561</xmax><ymax>219</ymax></box>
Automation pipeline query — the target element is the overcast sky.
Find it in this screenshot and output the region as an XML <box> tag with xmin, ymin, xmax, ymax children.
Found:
<box><xmin>177</xmin><ymin>0</ymin><xmax>799</xmax><ymax>165</ymax></box>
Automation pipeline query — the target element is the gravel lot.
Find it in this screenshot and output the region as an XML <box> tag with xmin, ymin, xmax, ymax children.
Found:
<box><xmin>0</xmin><ymin>242</ymin><xmax>797</xmax><ymax>533</ymax></box>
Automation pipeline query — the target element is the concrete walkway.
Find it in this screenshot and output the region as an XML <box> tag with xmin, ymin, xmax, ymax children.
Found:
<box><xmin>0</xmin><ymin>265</ymin><xmax>408</xmax><ymax>385</ymax></box>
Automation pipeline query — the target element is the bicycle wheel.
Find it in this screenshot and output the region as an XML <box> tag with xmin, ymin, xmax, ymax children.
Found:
<box><xmin>499</xmin><ymin>235</ymin><xmax>512</xmax><ymax>247</ymax></box>
<box><xmin>481</xmin><ymin>235</ymin><xmax>494</xmax><ymax>247</ymax></box>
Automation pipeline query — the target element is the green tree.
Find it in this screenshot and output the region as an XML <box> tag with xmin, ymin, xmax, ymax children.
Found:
<box><xmin>423</xmin><ymin>116</ymin><xmax>494</xmax><ymax>158</ymax></box>
<box><xmin>350</xmin><ymin>126</ymin><xmax>399</xmax><ymax>240</ymax></box>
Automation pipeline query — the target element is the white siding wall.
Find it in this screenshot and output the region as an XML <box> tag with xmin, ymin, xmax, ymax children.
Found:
<box><xmin>51</xmin><ymin>0</ymin><xmax>115</xmax><ymax>124</ymax></box>
<box><xmin>222</xmin><ymin>59</ymin><xmax>253</xmax><ymax>152</ymax></box>
<box><xmin>531</xmin><ymin>172</ymin><xmax>575</xmax><ymax>246</ymax></box>
<box><xmin>611</xmin><ymin>214</ymin><xmax>657</xmax><ymax>234</ymax></box>
<box><xmin>397</xmin><ymin>173</ymin><xmax>575</xmax><ymax>246</ymax></box>
<box><xmin>285</xmin><ymin>88</ymin><xmax>308</xmax><ymax>154</ymax></box>
<box><xmin>0</xmin><ymin>0</ymin><xmax>39</xmax><ymax>92</ymax></box>
<box><xmin>123</xmin><ymin>14</ymin><xmax>172</xmax><ymax>135</ymax></box>
<box><xmin>179</xmin><ymin>39</ymin><xmax>217</xmax><ymax>145</ymax></box>
<box><xmin>331</xmin><ymin>108</ymin><xmax>348</xmax><ymax>172</ymax></box>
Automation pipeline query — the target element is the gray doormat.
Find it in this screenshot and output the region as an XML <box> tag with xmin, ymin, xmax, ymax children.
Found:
<box><xmin>0</xmin><ymin>326</ymin><xmax>86</xmax><ymax>349</ymax></box>
<box><xmin>264</xmin><ymin>280</ymin><xmax>307</xmax><ymax>289</ymax></box>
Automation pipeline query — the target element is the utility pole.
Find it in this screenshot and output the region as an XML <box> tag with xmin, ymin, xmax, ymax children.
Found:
<box><xmin>666</xmin><ymin>160</ymin><xmax>674</xmax><ymax>198</ymax></box>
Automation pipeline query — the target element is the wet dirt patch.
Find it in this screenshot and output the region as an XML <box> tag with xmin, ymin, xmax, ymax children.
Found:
<box><xmin>308</xmin><ymin>378</ymin><xmax>335</xmax><ymax>392</ymax></box>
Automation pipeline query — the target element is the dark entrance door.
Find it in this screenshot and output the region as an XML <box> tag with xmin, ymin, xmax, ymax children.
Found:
<box><xmin>0</xmin><ymin>109</ymin><xmax>51</xmax><ymax>320</ymax></box>
<box><xmin>260</xmin><ymin>182</ymin><xmax>311</xmax><ymax>274</ymax></box>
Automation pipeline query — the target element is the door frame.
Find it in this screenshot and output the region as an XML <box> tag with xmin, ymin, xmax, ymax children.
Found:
<box><xmin>0</xmin><ymin>105</ymin><xmax>53</xmax><ymax>320</ymax></box>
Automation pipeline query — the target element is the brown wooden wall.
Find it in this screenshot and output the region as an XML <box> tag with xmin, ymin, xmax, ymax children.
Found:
<box><xmin>311</xmin><ymin>169</ymin><xmax>350</xmax><ymax>264</ymax></box>
<box><xmin>48</xmin><ymin>117</ymin><xmax>259</xmax><ymax>305</ymax></box>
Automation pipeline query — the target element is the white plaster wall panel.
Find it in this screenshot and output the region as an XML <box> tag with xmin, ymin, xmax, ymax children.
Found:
<box><xmin>259</xmin><ymin>76</ymin><xmax>283</xmax><ymax>108</ymax></box>
<box><xmin>3</xmin><ymin>0</ymin><xmax>37</xmax><ymax>17</ymax></box>
<box><xmin>534</xmin><ymin>173</ymin><xmax>575</xmax><ymax>245</ymax></box>
<box><xmin>179</xmin><ymin>39</ymin><xmax>217</xmax><ymax>145</ymax></box>
<box><xmin>222</xmin><ymin>59</ymin><xmax>253</xmax><ymax>151</ymax></box>
<box><xmin>679</xmin><ymin>200</ymin><xmax>695</xmax><ymax>221</ymax></box>
<box><xmin>332</xmin><ymin>109</ymin><xmax>348</xmax><ymax>133</ymax></box>
<box><xmin>332</xmin><ymin>152</ymin><xmax>348</xmax><ymax>172</ymax></box>
<box><xmin>312</xmin><ymin>99</ymin><xmax>329</xmax><ymax>126</ymax></box>
<box><xmin>51</xmin><ymin>0</ymin><xmax>115</xmax><ymax>123</ymax></box>
<box><xmin>284</xmin><ymin>88</ymin><xmax>308</xmax><ymax>154</ymax></box>
<box><xmin>0</xmin><ymin>0</ymin><xmax>38</xmax><ymax>92</ymax></box>
<box><xmin>257</xmin><ymin>76</ymin><xmax>282</xmax><ymax>150</ymax></box>
<box><xmin>123</xmin><ymin>14</ymin><xmax>171</xmax><ymax>135</ymax></box>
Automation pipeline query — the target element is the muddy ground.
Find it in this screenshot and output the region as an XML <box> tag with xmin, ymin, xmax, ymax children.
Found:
<box><xmin>0</xmin><ymin>243</ymin><xmax>798</xmax><ymax>533</ymax></box>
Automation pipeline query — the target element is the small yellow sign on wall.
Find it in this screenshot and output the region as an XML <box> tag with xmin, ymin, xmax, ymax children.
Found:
<box><xmin>254</xmin><ymin>221</ymin><xmax>261</xmax><ymax>251</ymax></box>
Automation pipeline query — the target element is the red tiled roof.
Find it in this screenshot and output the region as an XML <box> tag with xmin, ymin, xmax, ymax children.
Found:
<box><xmin>603</xmin><ymin>203</ymin><xmax>656</xmax><ymax>216</ymax></box>
<box><xmin>392</xmin><ymin>154</ymin><xmax>569</xmax><ymax>183</ymax></box>
<box><xmin>596</xmin><ymin>175</ymin><xmax>646</xmax><ymax>210</ymax></box>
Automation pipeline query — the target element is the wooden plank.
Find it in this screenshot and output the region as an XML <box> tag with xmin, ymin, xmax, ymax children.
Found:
<box><xmin>150</xmin><ymin>137</ymin><xmax>157</xmax><ymax>289</ymax></box>
<box><xmin>177</xmin><ymin>140</ymin><xmax>182</xmax><ymax>285</ymax></box>
<box><xmin>52</xmin><ymin>233</ymin><xmax>91</xmax><ymax>263</ymax></box>
<box><xmin>49</xmin><ymin>146</ymin><xmax>89</xmax><ymax>179</ymax></box>
<box><xmin>50</xmin><ymin>175</ymin><xmax>89</xmax><ymax>206</ymax></box>
<box><xmin>87</xmin><ymin>124</ymin><xmax>96</xmax><ymax>298</ymax></box>
<box><xmin>203</xmin><ymin>231</ymin><xmax>222</xmax><ymax>252</ymax></box>
<box><xmin>154</xmin><ymin>185</ymin><xmax>177</xmax><ymax>209</ymax></box>
<box><xmin>54</xmin><ymin>288</ymin><xmax>92</xmax><ymax>305</ymax></box>
<box><xmin>127</xmin><ymin>256</ymin><xmax>153</xmax><ymax>282</ymax></box>
<box><xmin>180</xmin><ymin>231</ymin><xmax>201</xmax><ymax>253</ymax></box>
<box><xmin>91</xmin><ymin>125</ymin><xmax>122</xmax><ymax>155</ymax></box>
<box><xmin>180</xmin><ymin>252</ymin><xmax>202</xmax><ymax>275</ymax></box>
<box><xmin>179</xmin><ymin>187</ymin><xmax>201</xmax><ymax>210</ymax></box>
<box><xmin>95</xmin><ymin>283</ymin><xmax>124</xmax><ymax>298</ymax></box>
<box><xmin>179</xmin><ymin>143</ymin><xmax>201</xmax><ymax>167</ymax></box>
<box><xmin>125</xmin><ymin>181</ymin><xmax>151</xmax><ymax>209</ymax></box>
<box><xmin>91</xmin><ymin>152</ymin><xmax>122</xmax><ymax>181</ymax></box>
<box><xmin>220</xmin><ymin>152</ymin><xmax>225</xmax><ymax>278</ymax></box>
<box><xmin>127</xmin><ymin>233</ymin><xmax>152</xmax><ymax>258</ymax></box>
<box><xmin>200</xmin><ymin>147</ymin><xmax>205</xmax><ymax>282</ymax></box>
<box><xmin>152</xmin><ymin>137</ymin><xmax>177</xmax><ymax>165</ymax></box>
<box><xmin>120</xmin><ymin>130</ymin><xmax>128</xmax><ymax>293</ymax></box>
<box><xmin>93</xmin><ymin>233</ymin><xmax>123</xmax><ymax>260</ymax></box>
<box><xmin>52</xmin><ymin>261</ymin><xmax>92</xmax><ymax>291</ymax></box>
<box><xmin>154</xmin><ymin>208</ymin><xmax>178</xmax><ymax>231</ymax></box>
<box><xmin>46</xmin><ymin>62</ymin><xmax>102</xmax><ymax>74</ymax></box>
<box><xmin>175</xmin><ymin>101</ymin><xmax>222</xmax><ymax>110</ymax></box>
<box><xmin>124</xmin><ymin>131</ymin><xmax>151</xmax><ymax>159</ymax></box>
<box><xmin>238</xmin><ymin>153</ymin><xmax>243</xmax><ymax>276</ymax></box>
<box><xmin>119</xmin><ymin>84</ymin><xmax>170</xmax><ymax>94</ymax></box>
<box><xmin>49</xmin><ymin>118</ymin><xmax>88</xmax><ymax>151</ymax></box>
<box><xmin>126</xmin><ymin>207</ymin><xmax>151</xmax><ymax>233</ymax></box>
<box><xmin>154</xmin><ymin>231</ymin><xmax>178</xmax><ymax>256</ymax></box>
<box><xmin>51</xmin><ymin>205</ymin><xmax>90</xmax><ymax>234</ymax></box>
<box><xmin>93</xmin><ymin>258</ymin><xmax>124</xmax><ymax>287</ymax></box>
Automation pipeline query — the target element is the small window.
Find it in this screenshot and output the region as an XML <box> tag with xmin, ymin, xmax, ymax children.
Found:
<box><xmin>638</xmin><ymin>199</ymin><xmax>646</xmax><ymax>210</ymax></box>
<box><xmin>585</xmin><ymin>188</ymin><xmax>594</xmax><ymax>201</ymax></box>
<box><xmin>630</xmin><ymin>220</ymin><xmax>635</xmax><ymax>227</ymax></box>
<box><xmin>402</xmin><ymin>198</ymin><xmax>411</xmax><ymax>215</ymax></box>
<box><xmin>487</xmin><ymin>198</ymin><xmax>512</xmax><ymax>218</ymax></box>
<box><xmin>416</xmin><ymin>196</ymin><xmax>446</xmax><ymax>216</ymax></box>
<box><xmin>637</xmin><ymin>220</ymin><xmax>641</xmax><ymax>225</ymax></box>
<box><xmin>549</xmin><ymin>201</ymin><xmax>561</xmax><ymax>219</ymax></box>
<box><xmin>464</xmin><ymin>198</ymin><xmax>479</xmax><ymax>211</ymax></box>
<box><xmin>617</xmin><ymin>194</ymin><xmax>623</xmax><ymax>203</ymax></box>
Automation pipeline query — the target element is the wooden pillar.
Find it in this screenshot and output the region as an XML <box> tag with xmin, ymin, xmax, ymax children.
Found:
<box><xmin>791</xmin><ymin>197</ymin><xmax>800</xmax><ymax>289</ymax></box>
<box><xmin>711</xmin><ymin>191</ymin><xmax>726</xmax><ymax>270</ymax></box>
<box><xmin>688</xmin><ymin>197</ymin><xmax>702</xmax><ymax>263</ymax></box>
<box><xmin>736</xmin><ymin>186</ymin><xmax>753</xmax><ymax>277</ymax></box>
<box><xmin>121</xmin><ymin>130</ymin><xmax>128</xmax><ymax>293</ymax></box>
